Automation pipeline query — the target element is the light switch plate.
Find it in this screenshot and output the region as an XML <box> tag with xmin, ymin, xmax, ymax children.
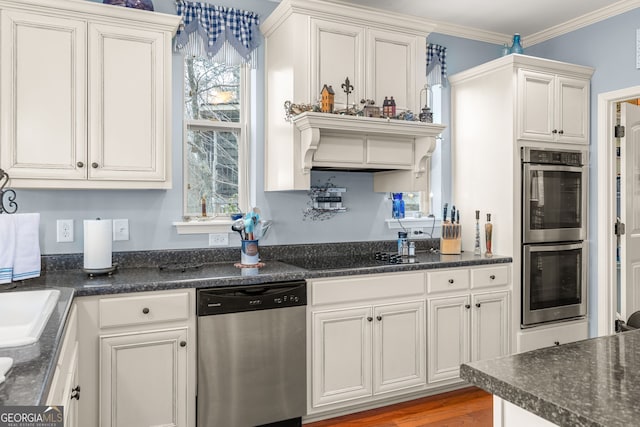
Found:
<box><xmin>113</xmin><ymin>219</ymin><xmax>129</xmax><ymax>241</ymax></box>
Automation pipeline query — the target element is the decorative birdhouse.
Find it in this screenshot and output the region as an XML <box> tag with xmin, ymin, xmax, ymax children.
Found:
<box><xmin>320</xmin><ymin>84</ymin><xmax>335</xmax><ymax>113</ymax></box>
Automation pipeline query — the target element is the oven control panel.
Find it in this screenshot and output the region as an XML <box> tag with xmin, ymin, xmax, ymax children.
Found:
<box><xmin>523</xmin><ymin>148</ymin><xmax>583</xmax><ymax>166</ymax></box>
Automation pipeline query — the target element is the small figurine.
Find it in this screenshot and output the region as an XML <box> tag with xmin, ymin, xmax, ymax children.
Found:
<box><xmin>320</xmin><ymin>84</ymin><xmax>335</xmax><ymax>113</ymax></box>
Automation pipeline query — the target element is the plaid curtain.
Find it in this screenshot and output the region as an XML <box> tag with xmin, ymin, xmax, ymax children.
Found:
<box><xmin>174</xmin><ymin>1</ymin><xmax>261</xmax><ymax>67</ymax></box>
<box><xmin>426</xmin><ymin>43</ymin><xmax>447</xmax><ymax>87</ymax></box>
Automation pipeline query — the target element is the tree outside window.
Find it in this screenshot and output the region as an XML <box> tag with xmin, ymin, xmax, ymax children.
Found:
<box><xmin>183</xmin><ymin>57</ymin><xmax>247</xmax><ymax>217</ymax></box>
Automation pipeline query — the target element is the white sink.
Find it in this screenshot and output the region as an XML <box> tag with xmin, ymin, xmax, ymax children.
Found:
<box><xmin>0</xmin><ymin>289</ymin><xmax>60</xmax><ymax>348</ymax></box>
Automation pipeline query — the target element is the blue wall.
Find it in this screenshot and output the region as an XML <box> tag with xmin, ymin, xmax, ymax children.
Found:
<box><xmin>524</xmin><ymin>9</ymin><xmax>640</xmax><ymax>335</ymax></box>
<box><xmin>23</xmin><ymin>0</ymin><xmax>499</xmax><ymax>254</ymax></box>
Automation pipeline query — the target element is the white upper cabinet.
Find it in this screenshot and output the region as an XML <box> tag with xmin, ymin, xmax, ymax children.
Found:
<box><xmin>0</xmin><ymin>0</ymin><xmax>180</xmax><ymax>189</ymax></box>
<box><xmin>310</xmin><ymin>19</ymin><xmax>365</xmax><ymax>108</ymax></box>
<box><xmin>518</xmin><ymin>68</ymin><xmax>590</xmax><ymax>144</ymax></box>
<box><xmin>261</xmin><ymin>0</ymin><xmax>441</xmax><ymax>191</ymax></box>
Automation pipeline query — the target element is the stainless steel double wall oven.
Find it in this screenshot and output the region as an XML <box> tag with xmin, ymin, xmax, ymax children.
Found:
<box><xmin>521</xmin><ymin>147</ymin><xmax>587</xmax><ymax>326</ymax></box>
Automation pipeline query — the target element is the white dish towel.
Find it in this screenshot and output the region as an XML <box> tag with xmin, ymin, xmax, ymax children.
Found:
<box><xmin>0</xmin><ymin>213</ymin><xmax>41</xmax><ymax>284</ymax></box>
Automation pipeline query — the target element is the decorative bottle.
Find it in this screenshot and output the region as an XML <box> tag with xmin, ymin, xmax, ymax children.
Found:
<box><xmin>510</xmin><ymin>33</ymin><xmax>523</xmax><ymax>54</ymax></box>
<box><xmin>201</xmin><ymin>195</ymin><xmax>207</xmax><ymax>217</ymax></box>
<box><xmin>392</xmin><ymin>193</ymin><xmax>405</xmax><ymax>219</ymax></box>
<box><xmin>382</xmin><ymin>97</ymin><xmax>390</xmax><ymax>117</ymax></box>
<box><xmin>474</xmin><ymin>210</ymin><xmax>481</xmax><ymax>256</ymax></box>
<box><xmin>500</xmin><ymin>43</ymin><xmax>510</xmax><ymax>56</ymax></box>
<box><xmin>485</xmin><ymin>213</ymin><xmax>493</xmax><ymax>258</ymax></box>
<box><xmin>390</xmin><ymin>96</ymin><xmax>396</xmax><ymax>117</ymax></box>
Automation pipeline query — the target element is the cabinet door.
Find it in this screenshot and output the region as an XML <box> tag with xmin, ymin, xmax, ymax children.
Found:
<box><xmin>471</xmin><ymin>291</ymin><xmax>510</xmax><ymax>362</ymax></box>
<box><xmin>556</xmin><ymin>76</ymin><xmax>589</xmax><ymax>144</ymax></box>
<box><xmin>427</xmin><ymin>295</ymin><xmax>470</xmax><ymax>384</ymax></box>
<box><xmin>310</xmin><ymin>19</ymin><xmax>364</xmax><ymax>109</ymax></box>
<box><xmin>312</xmin><ymin>307</ymin><xmax>373</xmax><ymax>407</ymax></box>
<box><xmin>88</xmin><ymin>23</ymin><xmax>167</xmax><ymax>182</ymax></box>
<box><xmin>373</xmin><ymin>301</ymin><xmax>426</xmax><ymax>394</ymax></box>
<box><xmin>518</xmin><ymin>69</ymin><xmax>555</xmax><ymax>141</ymax></box>
<box><xmin>0</xmin><ymin>10</ymin><xmax>86</xmax><ymax>180</ymax></box>
<box><xmin>100</xmin><ymin>328</ymin><xmax>189</xmax><ymax>427</ymax></box>
<box><xmin>366</xmin><ymin>29</ymin><xmax>419</xmax><ymax>113</ymax></box>
<box><xmin>64</xmin><ymin>344</ymin><xmax>80</xmax><ymax>427</ymax></box>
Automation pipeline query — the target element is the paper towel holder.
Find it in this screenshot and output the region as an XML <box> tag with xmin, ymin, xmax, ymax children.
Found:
<box><xmin>0</xmin><ymin>168</ymin><xmax>18</xmax><ymax>214</ymax></box>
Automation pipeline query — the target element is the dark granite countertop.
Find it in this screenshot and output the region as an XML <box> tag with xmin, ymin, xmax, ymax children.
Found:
<box><xmin>1</xmin><ymin>246</ymin><xmax>511</xmax><ymax>407</ymax></box>
<box><xmin>461</xmin><ymin>330</ymin><xmax>640</xmax><ymax>427</ymax></box>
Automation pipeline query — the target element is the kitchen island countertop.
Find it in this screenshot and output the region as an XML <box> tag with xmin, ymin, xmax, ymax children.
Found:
<box><xmin>461</xmin><ymin>329</ymin><xmax>640</xmax><ymax>427</ymax></box>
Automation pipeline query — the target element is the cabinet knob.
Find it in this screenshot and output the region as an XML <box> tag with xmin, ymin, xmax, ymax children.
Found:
<box><xmin>142</xmin><ymin>307</ymin><xmax>150</xmax><ymax>314</ymax></box>
<box><xmin>76</xmin><ymin>161</ymin><xmax>84</xmax><ymax>168</ymax></box>
<box><xmin>558</xmin><ymin>130</ymin><xmax>564</xmax><ymax>135</ymax></box>
<box><xmin>92</xmin><ymin>162</ymin><xmax>99</xmax><ymax>168</ymax></box>
<box><xmin>367</xmin><ymin>317</ymin><xmax>373</xmax><ymax>322</ymax></box>
<box><xmin>376</xmin><ymin>315</ymin><xmax>382</xmax><ymax>321</ymax></box>
<box><xmin>476</xmin><ymin>303</ymin><xmax>481</xmax><ymax>308</ymax></box>
<box><xmin>465</xmin><ymin>304</ymin><xmax>471</xmax><ymax>309</ymax></box>
<box><xmin>490</xmin><ymin>275</ymin><xmax>496</xmax><ymax>280</ymax></box>
<box><xmin>71</xmin><ymin>386</ymin><xmax>80</xmax><ymax>400</ymax></box>
<box><xmin>552</xmin><ymin>129</ymin><xmax>558</xmax><ymax>134</ymax></box>
<box><xmin>448</xmin><ymin>279</ymin><xmax>454</xmax><ymax>284</ymax></box>
<box><xmin>554</xmin><ymin>341</ymin><xmax>560</xmax><ymax>346</ymax></box>
<box><xmin>180</xmin><ymin>341</ymin><xmax>187</xmax><ymax>347</ymax></box>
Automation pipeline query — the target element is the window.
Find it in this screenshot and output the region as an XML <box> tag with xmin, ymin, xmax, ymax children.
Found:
<box><xmin>183</xmin><ymin>57</ymin><xmax>249</xmax><ymax>218</ymax></box>
<box><xmin>402</xmin><ymin>84</ymin><xmax>443</xmax><ymax>217</ymax></box>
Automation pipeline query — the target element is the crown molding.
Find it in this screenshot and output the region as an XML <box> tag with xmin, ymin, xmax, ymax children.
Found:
<box><xmin>430</xmin><ymin>21</ymin><xmax>511</xmax><ymax>46</ymax></box>
<box><xmin>523</xmin><ymin>0</ymin><xmax>640</xmax><ymax>46</ymax></box>
<box><xmin>432</xmin><ymin>0</ymin><xmax>640</xmax><ymax>47</ymax></box>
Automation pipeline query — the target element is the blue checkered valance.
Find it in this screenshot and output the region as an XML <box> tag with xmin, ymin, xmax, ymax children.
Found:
<box><xmin>426</xmin><ymin>43</ymin><xmax>447</xmax><ymax>87</ymax></box>
<box><xmin>174</xmin><ymin>1</ymin><xmax>261</xmax><ymax>67</ymax></box>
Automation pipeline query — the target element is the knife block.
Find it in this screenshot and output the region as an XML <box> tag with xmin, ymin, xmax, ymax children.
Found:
<box><xmin>440</xmin><ymin>223</ymin><xmax>461</xmax><ymax>255</ymax></box>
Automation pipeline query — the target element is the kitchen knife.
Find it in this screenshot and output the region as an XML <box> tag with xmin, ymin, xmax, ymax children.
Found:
<box><xmin>451</xmin><ymin>206</ymin><xmax>456</xmax><ymax>225</ymax></box>
<box><xmin>443</xmin><ymin>203</ymin><xmax>448</xmax><ymax>223</ymax></box>
<box><xmin>456</xmin><ymin>210</ymin><xmax>460</xmax><ymax>224</ymax></box>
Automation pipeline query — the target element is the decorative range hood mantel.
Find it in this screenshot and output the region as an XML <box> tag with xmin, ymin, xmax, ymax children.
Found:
<box><xmin>266</xmin><ymin>112</ymin><xmax>445</xmax><ymax>192</ymax></box>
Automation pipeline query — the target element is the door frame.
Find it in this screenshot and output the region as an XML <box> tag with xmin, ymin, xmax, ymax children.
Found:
<box><xmin>596</xmin><ymin>85</ymin><xmax>640</xmax><ymax>337</ymax></box>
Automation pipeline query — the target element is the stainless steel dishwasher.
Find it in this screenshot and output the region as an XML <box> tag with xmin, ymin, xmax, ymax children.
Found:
<box><xmin>197</xmin><ymin>280</ymin><xmax>306</xmax><ymax>427</ymax></box>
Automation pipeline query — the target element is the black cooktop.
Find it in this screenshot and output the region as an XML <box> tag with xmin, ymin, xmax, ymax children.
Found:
<box><xmin>280</xmin><ymin>252</ymin><xmax>426</xmax><ymax>271</ymax></box>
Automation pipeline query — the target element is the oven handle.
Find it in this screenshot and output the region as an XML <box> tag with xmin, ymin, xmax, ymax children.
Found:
<box><xmin>523</xmin><ymin>163</ymin><xmax>584</xmax><ymax>173</ymax></box>
<box><xmin>523</xmin><ymin>242</ymin><xmax>584</xmax><ymax>252</ymax></box>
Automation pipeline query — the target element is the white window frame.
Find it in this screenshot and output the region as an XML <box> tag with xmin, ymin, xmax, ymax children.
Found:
<box><xmin>174</xmin><ymin>64</ymin><xmax>251</xmax><ymax>234</ymax></box>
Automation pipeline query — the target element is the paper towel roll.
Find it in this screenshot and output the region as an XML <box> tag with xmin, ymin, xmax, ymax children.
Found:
<box><xmin>83</xmin><ymin>219</ymin><xmax>112</xmax><ymax>269</ymax></box>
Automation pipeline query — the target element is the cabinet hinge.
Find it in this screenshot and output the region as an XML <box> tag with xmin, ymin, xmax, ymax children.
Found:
<box><xmin>615</xmin><ymin>125</ymin><xmax>625</xmax><ymax>138</ymax></box>
<box><xmin>615</xmin><ymin>219</ymin><xmax>626</xmax><ymax>237</ymax></box>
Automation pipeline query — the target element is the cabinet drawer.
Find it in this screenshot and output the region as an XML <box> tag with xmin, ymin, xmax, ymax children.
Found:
<box><xmin>99</xmin><ymin>291</ymin><xmax>190</xmax><ymax>329</ymax></box>
<box><xmin>517</xmin><ymin>319</ymin><xmax>588</xmax><ymax>352</ymax></box>
<box><xmin>311</xmin><ymin>272</ymin><xmax>425</xmax><ymax>305</ymax></box>
<box><xmin>471</xmin><ymin>265</ymin><xmax>510</xmax><ymax>289</ymax></box>
<box><xmin>427</xmin><ymin>269</ymin><xmax>469</xmax><ymax>294</ymax></box>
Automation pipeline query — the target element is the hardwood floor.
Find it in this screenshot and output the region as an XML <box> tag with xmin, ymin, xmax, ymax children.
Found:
<box><xmin>304</xmin><ymin>387</ymin><xmax>492</xmax><ymax>427</ymax></box>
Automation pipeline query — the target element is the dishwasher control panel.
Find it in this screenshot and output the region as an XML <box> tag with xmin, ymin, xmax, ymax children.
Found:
<box><xmin>197</xmin><ymin>281</ymin><xmax>307</xmax><ymax>315</ymax></box>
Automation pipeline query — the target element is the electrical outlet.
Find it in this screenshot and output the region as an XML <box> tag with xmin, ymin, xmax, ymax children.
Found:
<box><xmin>56</xmin><ymin>219</ymin><xmax>74</xmax><ymax>243</ymax></box>
<box><xmin>113</xmin><ymin>219</ymin><xmax>130</xmax><ymax>241</ymax></box>
<box><xmin>208</xmin><ymin>233</ymin><xmax>229</xmax><ymax>246</ymax></box>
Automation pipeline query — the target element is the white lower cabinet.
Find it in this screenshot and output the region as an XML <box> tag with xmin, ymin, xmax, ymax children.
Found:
<box><xmin>308</xmin><ymin>272</ymin><xmax>427</xmax><ymax>414</ymax></box>
<box><xmin>100</xmin><ymin>328</ymin><xmax>189</xmax><ymax>427</ymax></box>
<box><xmin>312</xmin><ymin>300</ymin><xmax>426</xmax><ymax>408</ymax></box>
<box><xmin>427</xmin><ymin>266</ymin><xmax>511</xmax><ymax>385</ymax></box>
<box><xmin>47</xmin><ymin>304</ymin><xmax>80</xmax><ymax>427</ymax></box>
<box><xmin>76</xmin><ymin>289</ymin><xmax>196</xmax><ymax>427</ymax></box>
